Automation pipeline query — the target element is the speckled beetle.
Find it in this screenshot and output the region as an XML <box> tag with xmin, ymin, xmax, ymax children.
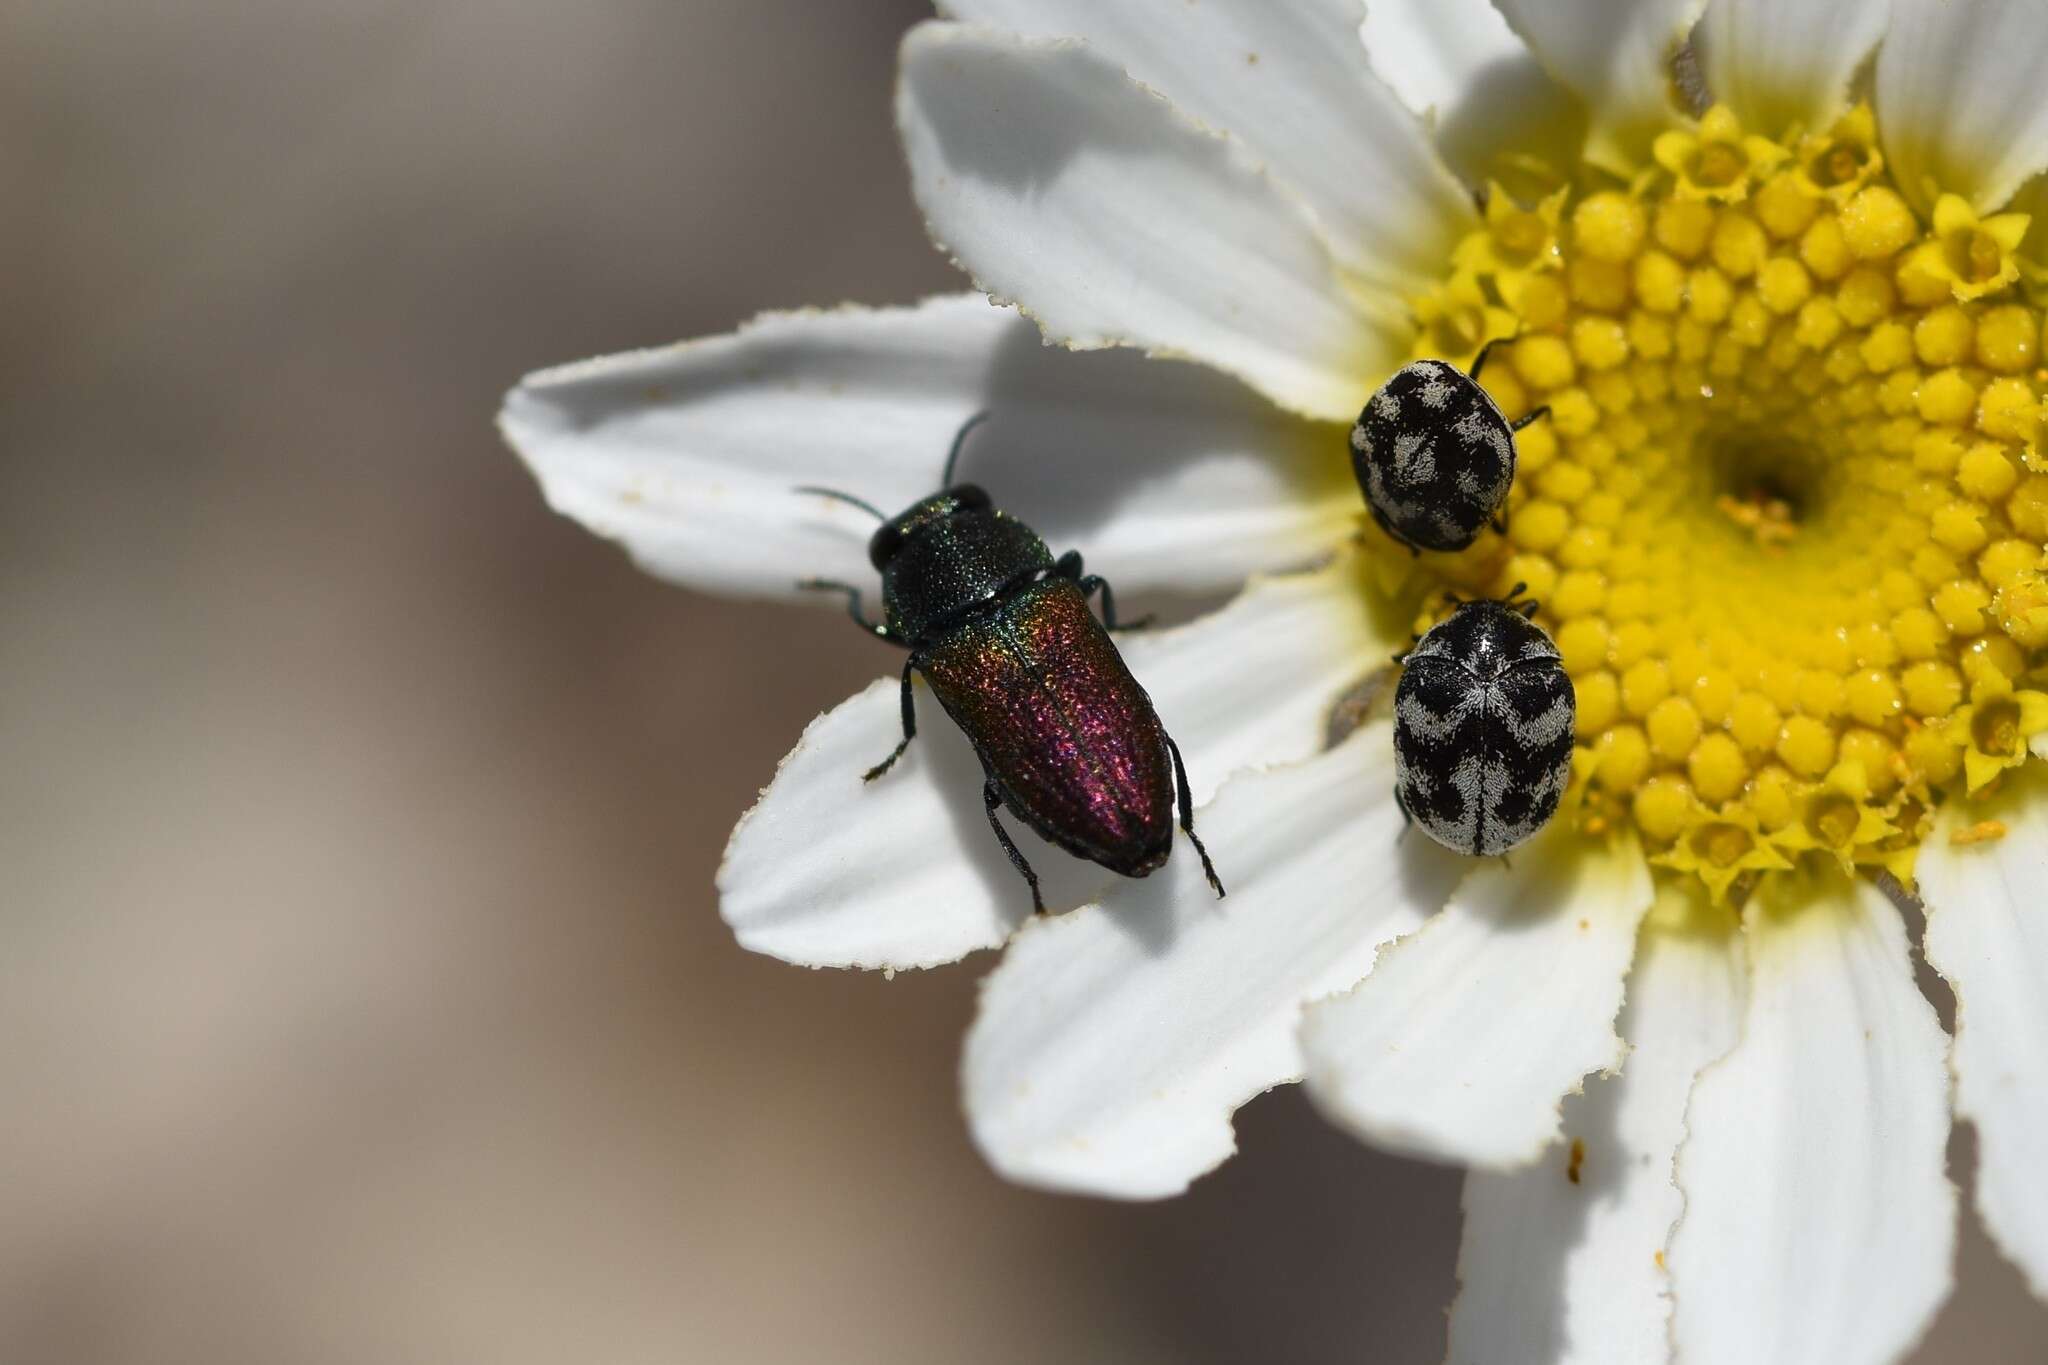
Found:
<box><xmin>1393</xmin><ymin>588</ymin><xmax>1575</xmax><ymax>857</ymax></box>
<box><xmin>795</xmin><ymin>414</ymin><xmax>1225</xmax><ymax>913</ymax></box>
<box><xmin>1350</xmin><ymin>340</ymin><xmax>1550</xmax><ymax>554</ymax></box>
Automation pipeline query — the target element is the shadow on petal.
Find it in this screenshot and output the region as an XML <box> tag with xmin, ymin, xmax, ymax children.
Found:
<box><xmin>1435</xmin><ymin>52</ymin><xmax>1590</xmax><ymax>194</ymax></box>
<box><xmin>975</xmin><ymin>322</ymin><xmax>1351</xmax><ymax>569</ymax></box>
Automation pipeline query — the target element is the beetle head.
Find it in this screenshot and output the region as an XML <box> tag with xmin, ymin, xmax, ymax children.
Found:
<box><xmin>868</xmin><ymin>484</ymin><xmax>992</xmax><ymax>569</ymax></box>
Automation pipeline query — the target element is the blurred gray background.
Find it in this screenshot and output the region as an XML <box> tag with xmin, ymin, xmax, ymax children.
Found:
<box><xmin>2</xmin><ymin>2</ymin><xmax>2041</xmax><ymax>1360</ymax></box>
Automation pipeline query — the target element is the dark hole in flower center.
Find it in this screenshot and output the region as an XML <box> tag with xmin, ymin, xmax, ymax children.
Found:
<box><xmin>1700</xmin><ymin>429</ymin><xmax>1820</xmax><ymax>545</ymax></box>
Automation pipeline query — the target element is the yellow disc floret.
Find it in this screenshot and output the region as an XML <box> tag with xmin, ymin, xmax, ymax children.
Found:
<box><xmin>1383</xmin><ymin>102</ymin><xmax>2048</xmax><ymax>899</ymax></box>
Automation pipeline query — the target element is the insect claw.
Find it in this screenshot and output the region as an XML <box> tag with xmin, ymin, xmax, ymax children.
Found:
<box><xmin>863</xmin><ymin>737</ymin><xmax>911</xmax><ymax>782</ymax></box>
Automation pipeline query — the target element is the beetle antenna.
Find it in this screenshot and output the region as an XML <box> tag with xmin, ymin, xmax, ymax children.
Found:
<box><xmin>793</xmin><ymin>486</ymin><xmax>889</xmax><ymax>522</ymax></box>
<box><xmin>940</xmin><ymin>410</ymin><xmax>993</xmax><ymax>487</ymax></box>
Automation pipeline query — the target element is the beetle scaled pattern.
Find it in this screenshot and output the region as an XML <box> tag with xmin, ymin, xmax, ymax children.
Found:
<box><xmin>1394</xmin><ymin>594</ymin><xmax>1578</xmax><ymax>857</ymax></box>
<box><xmin>1351</xmin><ymin>343</ymin><xmax>1550</xmax><ymax>553</ymax></box>
<box><xmin>799</xmin><ymin>436</ymin><xmax>1225</xmax><ymax>913</ymax></box>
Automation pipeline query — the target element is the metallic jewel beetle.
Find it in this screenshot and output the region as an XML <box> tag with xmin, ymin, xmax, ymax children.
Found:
<box><xmin>1350</xmin><ymin>340</ymin><xmax>1550</xmax><ymax>554</ymax></box>
<box><xmin>796</xmin><ymin>414</ymin><xmax>1225</xmax><ymax>913</ymax></box>
<box><xmin>1392</xmin><ymin>590</ymin><xmax>1575</xmax><ymax>857</ymax></box>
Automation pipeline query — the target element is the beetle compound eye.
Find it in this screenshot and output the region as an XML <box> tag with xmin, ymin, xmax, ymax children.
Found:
<box><xmin>867</xmin><ymin>524</ymin><xmax>904</xmax><ymax>570</ymax></box>
<box><xmin>1351</xmin><ymin>357</ymin><xmax>1526</xmax><ymax>554</ymax></box>
<box><xmin>1392</xmin><ymin>599</ymin><xmax>1575</xmax><ymax>858</ymax></box>
<box><xmin>948</xmin><ymin>483</ymin><xmax>992</xmax><ymax>511</ymax></box>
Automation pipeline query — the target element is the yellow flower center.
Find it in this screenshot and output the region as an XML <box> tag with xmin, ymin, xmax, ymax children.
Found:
<box><xmin>1691</xmin><ymin>140</ymin><xmax>1749</xmax><ymax>191</ymax></box>
<box><xmin>1946</xmin><ymin>227</ymin><xmax>2006</xmax><ymax>284</ymax></box>
<box><xmin>1493</xmin><ymin>205</ymin><xmax>1551</xmax><ymax>258</ymax></box>
<box><xmin>1811</xmin><ymin>144</ymin><xmax>1868</xmax><ymax>190</ymax></box>
<box><xmin>1383</xmin><ymin>104</ymin><xmax>2048</xmax><ymax>896</ymax></box>
<box><xmin>1697</xmin><ymin>821</ymin><xmax>1756</xmax><ymax>868</ymax></box>
<box><xmin>1972</xmin><ymin>696</ymin><xmax>2021</xmax><ymax>755</ymax></box>
<box><xmin>1806</xmin><ymin>790</ymin><xmax>1862</xmax><ymax>848</ymax></box>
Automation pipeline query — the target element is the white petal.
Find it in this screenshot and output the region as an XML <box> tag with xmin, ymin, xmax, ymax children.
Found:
<box><xmin>963</xmin><ymin>725</ymin><xmax>1466</xmax><ymax>1198</ymax></box>
<box><xmin>1363</xmin><ymin>0</ymin><xmax>1528</xmax><ymax>122</ymax></box>
<box><xmin>1299</xmin><ymin>825</ymin><xmax>1655</xmax><ymax>1167</ymax></box>
<box><xmin>896</xmin><ymin>23</ymin><xmax>1403</xmax><ymax>423</ymax></box>
<box><xmin>1695</xmin><ymin>0</ymin><xmax>1890</xmax><ymax>137</ymax></box>
<box><xmin>720</xmin><ymin>555</ymin><xmax>1401</xmax><ymax>970</ymax></box>
<box><xmin>1449</xmin><ymin>895</ymin><xmax>1745</xmax><ymax>1364</ymax></box>
<box><xmin>1876</xmin><ymin>0</ymin><xmax>2048</xmax><ymax>214</ymax></box>
<box><xmin>1920</xmin><ymin>769</ymin><xmax>2048</xmax><ymax>1300</ymax></box>
<box><xmin>1490</xmin><ymin>0</ymin><xmax>1707</xmax><ymax>174</ymax></box>
<box><xmin>1669</xmin><ymin>873</ymin><xmax>1956</xmax><ymax>1365</ymax></box>
<box><xmin>1362</xmin><ymin>0</ymin><xmax>1590</xmax><ymax>190</ymax></box>
<box><xmin>1117</xmin><ymin>552</ymin><xmax>1406</xmax><ymax>793</ymax></box>
<box><xmin>501</xmin><ymin>295</ymin><xmax>1352</xmax><ymax>604</ymax></box>
<box><xmin>936</xmin><ymin>0</ymin><xmax>1477</xmax><ymax>291</ymax></box>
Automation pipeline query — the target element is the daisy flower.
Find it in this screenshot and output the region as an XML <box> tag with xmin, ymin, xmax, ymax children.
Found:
<box><xmin>501</xmin><ymin>0</ymin><xmax>2048</xmax><ymax>1359</ymax></box>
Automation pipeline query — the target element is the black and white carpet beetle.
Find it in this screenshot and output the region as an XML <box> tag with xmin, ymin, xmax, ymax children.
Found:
<box><xmin>1393</xmin><ymin>590</ymin><xmax>1575</xmax><ymax>857</ymax></box>
<box><xmin>1350</xmin><ymin>341</ymin><xmax>1550</xmax><ymax>554</ymax></box>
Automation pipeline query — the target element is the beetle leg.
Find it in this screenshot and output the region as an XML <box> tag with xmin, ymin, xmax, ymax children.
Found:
<box><xmin>863</xmin><ymin>655</ymin><xmax>918</xmax><ymax>782</ymax></box>
<box><xmin>981</xmin><ymin>778</ymin><xmax>1045</xmax><ymax>914</ymax></box>
<box><xmin>1468</xmin><ymin>336</ymin><xmax>1502</xmax><ymax>381</ymax></box>
<box><xmin>798</xmin><ymin>578</ymin><xmax>896</xmax><ymax>641</ymax></box>
<box><xmin>1076</xmin><ymin>573</ymin><xmax>1152</xmax><ymax>632</ymax></box>
<box><xmin>1510</xmin><ymin>404</ymin><xmax>1551</xmax><ymax>433</ymax></box>
<box><xmin>1165</xmin><ymin>734</ymin><xmax>1226</xmax><ymax>899</ymax></box>
<box><xmin>1053</xmin><ymin>549</ymin><xmax>1084</xmax><ymax>579</ymax></box>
